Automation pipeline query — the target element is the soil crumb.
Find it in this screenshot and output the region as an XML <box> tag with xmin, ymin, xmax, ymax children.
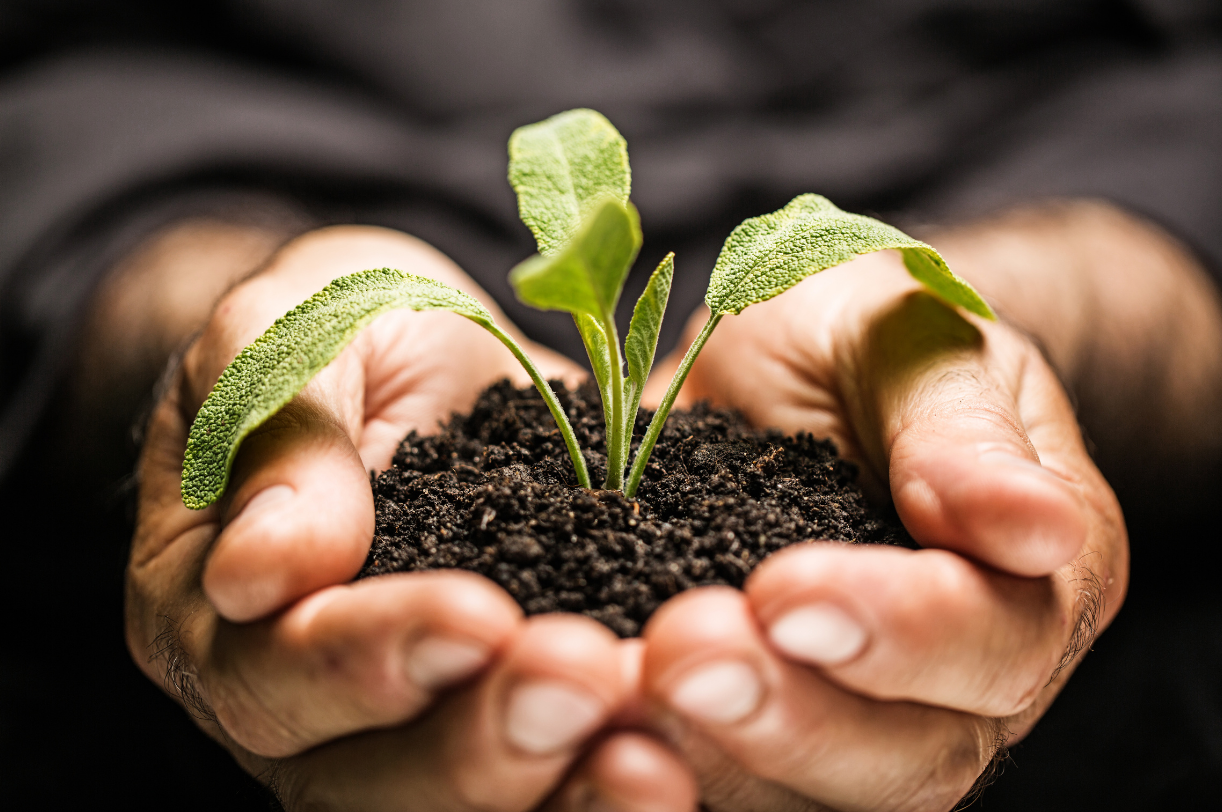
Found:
<box><xmin>360</xmin><ymin>380</ymin><xmax>911</xmax><ymax>637</ymax></box>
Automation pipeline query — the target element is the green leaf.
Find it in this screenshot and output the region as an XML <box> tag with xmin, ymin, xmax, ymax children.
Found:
<box><xmin>704</xmin><ymin>194</ymin><xmax>995</xmax><ymax>319</ymax></box>
<box><xmin>508</xmin><ymin>108</ymin><xmax>631</xmax><ymax>257</ymax></box>
<box><xmin>183</xmin><ymin>269</ymin><xmax>513</xmax><ymax>510</ymax></box>
<box><xmin>623</xmin><ymin>252</ymin><xmax>674</xmax><ymax>436</ymax></box>
<box><xmin>508</xmin><ymin>196</ymin><xmax>642</xmax><ymax>319</ymax></box>
<box><xmin>574</xmin><ymin>312</ymin><xmax>614</xmax><ymax>430</ymax></box>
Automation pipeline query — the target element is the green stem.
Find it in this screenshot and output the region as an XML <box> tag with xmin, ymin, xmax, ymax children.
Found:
<box><xmin>624</xmin><ymin>313</ymin><xmax>722</xmax><ymax>498</ymax></box>
<box><xmin>624</xmin><ymin>380</ymin><xmax>642</xmax><ymax>455</ymax></box>
<box><xmin>488</xmin><ymin>324</ymin><xmax>591</xmax><ymax>488</ymax></box>
<box><xmin>603</xmin><ymin>314</ymin><xmax>627</xmax><ymax>490</ymax></box>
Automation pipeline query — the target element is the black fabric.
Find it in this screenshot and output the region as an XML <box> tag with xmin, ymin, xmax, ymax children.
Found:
<box><xmin>5</xmin><ymin>1</ymin><xmax>1222</xmax><ymax>474</ymax></box>
<box><xmin>1</xmin><ymin>2</ymin><xmax>1219</xmax><ymax>809</ymax></box>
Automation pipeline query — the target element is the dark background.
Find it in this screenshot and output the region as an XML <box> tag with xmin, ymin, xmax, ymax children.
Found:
<box><xmin>1</xmin><ymin>1</ymin><xmax>1220</xmax><ymax>808</ymax></box>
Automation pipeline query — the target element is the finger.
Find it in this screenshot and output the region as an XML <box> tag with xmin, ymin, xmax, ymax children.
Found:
<box><xmin>539</xmin><ymin>640</ymin><xmax>699</xmax><ymax>812</ymax></box>
<box><xmin>184</xmin><ymin>223</ymin><xmax>584</xmax><ymax>470</ymax></box>
<box><xmin>202</xmin><ymin>385</ymin><xmax>374</xmax><ymax>622</ymax></box>
<box><xmin>863</xmin><ymin>291</ymin><xmax>1089</xmax><ymax>576</ymax></box>
<box><xmin>543</xmin><ymin>732</ymin><xmax>699</xmax><ymax>812</ymax></box>
<box><xmin>128</xmin><ymin>377</ymin><xmax>224</xmax><ymax>669</ymax></box>
<box><xmin>744</xmin><ymin>543</ymin><xmax>1066</xmax><ymax>716</ymax></box>
<box><xmin>278</xmin><ymin>614</ymin><xmax>626</xmax><ymax>812</ymax></box>
<box><xmin>188</xmin><ymin>225</ymin><xmax>589</xmax><ymax>622</ymax></box>
<box><xmin>643</xmin><ymin>588</ymin><xmax>998</xmax><ymax>812</ymax></box>
<box><xmin>199</xmin><ymin>570</ymin><xmax>522</xmax><ymax>757</ymax></box>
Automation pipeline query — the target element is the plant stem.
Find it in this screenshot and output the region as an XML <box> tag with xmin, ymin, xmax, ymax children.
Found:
<box><xmin>488</xmin><ymin>324</ymin><xmax>591</xmax><ymax>488</ymax></box>
<box><xmin>624</xmin><ymin>313</ymin><xmax>722</xmax><ymax>498</ymax></box>
<box><xmin>603</xmin><ymin>314</ymin><xmax>627</xmax><ymax>490</ymax></box>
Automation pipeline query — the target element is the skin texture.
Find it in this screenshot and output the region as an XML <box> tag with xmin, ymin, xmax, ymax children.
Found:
<box><xmin>927</xmin><ymin>201</ymin><xmax>1222</xmax><ymax>503</ymax></box>
<box><xmin>630</xmin><ymin>200</ymin><xmax>1219</xmax><ymax>811</ymax></box>
<box><xmin>114</xmin><ymin>201</ymin><xmax>1222</xmax><ymax>810</ymax></box>
<box><xmin>127</xmin><ymin>225</ymin><xmax>698</xmax><ymax>810</ymax></box>
<box><xmin>637</xmin><ymin>254</ymin><xmax>1124</xmax><ymax>811</ymax></box>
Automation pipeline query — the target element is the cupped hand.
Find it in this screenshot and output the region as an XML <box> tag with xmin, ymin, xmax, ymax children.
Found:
<box><xmin>638</xmin><ymin>250</ymin><xmax>1128</xmax><ymax>811</ymax></box>
<box><xmin>126</xmin><ymin>225</ymin><xmax>697</xmax><ymax>811</ymax></box>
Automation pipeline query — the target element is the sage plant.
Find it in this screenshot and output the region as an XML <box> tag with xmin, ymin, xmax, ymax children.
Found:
<box><xmin>182</xmin><ymin>109</ymin><xmax>993</xmax><ymax>508</ymax></box>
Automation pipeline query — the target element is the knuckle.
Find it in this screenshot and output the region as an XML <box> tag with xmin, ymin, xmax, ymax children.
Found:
<box><xmin>318</xmin><ymin>643</ymin><xmax>420</xmax><ymax>719</ymax></box>
<box><xmin>900</xmin><ymin>553</ymin><xmax>980</xmax><ymax>627</ymax></box>
<box><xmin>199</xmin><ymin>288</ymin><xmax>253</xmax><ymax>348</ymax></box>
<box><xmin>997</xmin><ymin>674</ymin><xmax>1047</xmax><ymax>717</ymax></box>
<box><xmin>285</xmin><ymin>601</ymin><xmax>423</xmax><ymax>716</ymax></box>
<box><xmin>274</xmin><ymin>761</ymin><xmax>340</xmax><ymax>812</ymax></box>
<box><xmin>984</xmin><ymin>649</ymin><xmax>1057</xmax><ymax>718</ymax></box>
<box><xmin>203</xmin><ymin>648</ymin><xmax>310</xmax><ymax>757</ymax></box>
<box><xmin>894</xmin><ymin>719</ymin><xmax>1002</xmax><ymax>812</ymax></box>
<box><xmin>437</xmin><ymin>740</ymin><xmax>545</xmax><ymax>812</ymax></box>
<box><xmin>277</xmin><ymin>621</ymin><xmax>425</xmax><ymax>723</ymax></box>
<box><xmin>260</xmin><ymin>760</ymin><xmax>309</xmax><ymax>812</ymax></box>
<box><xmin>1058</xmin><ymin>558</ymin><xmax>1105</xmax><ymax>669</ymax></box>
<box><xmin>148</xmin><ymin>615</ymin><xmax>218</xmax><ymax>725</ymax></box>
<box><xmin>924</xmin><ymin>552</ymin><xmax>978</xmax><ymax>601</ymax></box>
<box><xmin>942</xmin><ymin>401</ymin><xmax>1025</xmax><ymax>440</ymax></box>
<box><xmin>246</xmin><ymin>392</ymin><xmax>338</xmax><ymax>442</ymax></box>
<box><xmin>209</xmin><ymin>689</ymin><xmax>301</xmax><ymax>758</ymax></box>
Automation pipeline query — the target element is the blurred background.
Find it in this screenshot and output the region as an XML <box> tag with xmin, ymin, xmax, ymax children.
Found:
<box><xmin>1</xmin><ymin>1</ymin><xmax>1219</xmax><ymax>808</ymax></box>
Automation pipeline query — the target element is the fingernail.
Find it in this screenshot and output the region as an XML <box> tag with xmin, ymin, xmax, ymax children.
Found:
<box><xmin>896</xmin><ymin>474</ymin><xmax>943</xmax><ymax>519</ymax></box>
<box><xmin>405</xmin><ymin>636</ymin><xmax>490</xmax><ymax>691</ymax></box>
<box><xmin>768</xmin><ymin>604</ymin><xmax>867</xmax><ymax>665</ymax></box>
<box><xmin>668</xmin><ymin>660</ymin><xmax>762</xmax><ymax>724</ymax></box>
<box><xmin>505</xmin><ymin>680</ymin><xmax>604</xmax><ymax>755</ymax></box>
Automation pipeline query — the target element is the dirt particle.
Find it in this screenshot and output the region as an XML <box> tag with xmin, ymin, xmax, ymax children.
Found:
<box><xmin>360</xmin><ymin>380</ymin><xmax>911</xmax><ymax>637</ymax></box>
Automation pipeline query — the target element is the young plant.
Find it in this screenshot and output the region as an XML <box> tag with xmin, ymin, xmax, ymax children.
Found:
<box><xmin>181</xmin><ymin>108</ymin><xmax>993</xmax><ymax>509</ymax></box>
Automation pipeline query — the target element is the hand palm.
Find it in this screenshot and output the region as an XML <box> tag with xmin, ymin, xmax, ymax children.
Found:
<box><xmin>637</xmin><ymin>250</ymin><xmax>1127</xmax><ymax>811</ymax></box>
<box><xmin>129</xmin><ymin>227</ymin><xmax>699</xmax><ymax>811</ymax></box>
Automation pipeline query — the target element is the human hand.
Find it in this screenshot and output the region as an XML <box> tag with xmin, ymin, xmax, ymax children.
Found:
<box><xmin>125</xmin><ymin>225</ymin><xmax>698</xmax><ymax>810</ymax></box>
<box><xmin>637</xmin><ymin>248</ymin><xmax>1128</xmax><ymax>811</ymax></box>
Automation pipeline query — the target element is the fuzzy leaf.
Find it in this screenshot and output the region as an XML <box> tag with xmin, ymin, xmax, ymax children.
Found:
<box><xmin>509</xmin><ymin>196</ymin><xmax>641</xmax><ymax>319</ymax></box>
<box><xmin>574</xmin><ymin>312</ymin><xmax>614</xmax><ymax>429</ymax></box>
<box><xmin>704</xmin><ymin>194</ymin><xmax>994</xmax><ymax>319</ymax></box>
<box><xmin>181</xmin><ymin>268</ymin><xmax>496</xmax><ymax>510</ymax></box>
<box><xmin>623</xmin><ymin>252</ymin><xmax>674</xmax><ymax>435</ymax></box>
<box><xmin>509</xmin><ymin>108</ymin><xmax>631</xmax><ymax>257</ymax></box>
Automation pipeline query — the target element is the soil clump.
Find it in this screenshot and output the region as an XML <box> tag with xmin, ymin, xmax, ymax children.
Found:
<box><xmin>359</xmin><ymin>380</ymin><xmax>911</xmax><ymax>637</ymax></box>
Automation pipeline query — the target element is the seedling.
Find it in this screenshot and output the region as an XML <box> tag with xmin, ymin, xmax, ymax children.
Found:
<box><xmin>181</xmin><ymin>108</ymin><xmax>993</xmax><ymax>509</ymax></box>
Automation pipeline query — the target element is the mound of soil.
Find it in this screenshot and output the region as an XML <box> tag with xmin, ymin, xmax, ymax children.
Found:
<box><xmin>359</xmin><ymin>380</ymin><xmax>911</xmax><ymax>637</ymax></box>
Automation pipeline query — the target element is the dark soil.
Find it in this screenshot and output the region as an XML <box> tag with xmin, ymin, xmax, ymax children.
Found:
<box><xmin>359</xmin><ymin>380</ymin><xmax>912</xmax><ymax>637</ymax></box>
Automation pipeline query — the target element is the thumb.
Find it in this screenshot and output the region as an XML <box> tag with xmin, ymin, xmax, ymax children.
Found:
<box><xmin>866</xmin><ymin>294</ymin><xmax>1088</xmax><ymax>577</ymax></box>
<box><xmin>203</xmin><ymin>371</ymin><xmax>374</xmax><ymax>623</ymax></box>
